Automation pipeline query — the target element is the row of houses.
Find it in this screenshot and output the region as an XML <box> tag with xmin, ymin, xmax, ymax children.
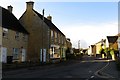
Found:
<box><xmin>0</xmin><ymin>1</ymin><xmax>72</xmax><ymax>63</ymax></box>
<box><xmin>87</xmin><ymin>33</ymin><xmax>120</xmax><ymax>59</ymax></box>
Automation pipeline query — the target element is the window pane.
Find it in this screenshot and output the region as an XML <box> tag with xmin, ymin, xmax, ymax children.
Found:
<box><xmin>3</xmin><ymin>28</ymin><xmax>8</xmax><ymax>32</ymax></box>
<box><xmin>13</xmin><ymin>48</ymin><xmax>19</xmax><ymax>59</ymax></box>
<box><xmin>15</xmin><ymin>32</ymin><xmax>19</xmax><ymax>40</ymax></box>
<box><xmin>3</xmin><ymin>28</ymin><xmax>8</xmax><ymax>37</ymax></box>
<box><xmin>51</xmin><ymin>30</ymin><xmax>53</xmax><ymax>37</ymax></box>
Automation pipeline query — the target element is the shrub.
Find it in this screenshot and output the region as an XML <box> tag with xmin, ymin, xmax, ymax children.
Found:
<box><xmin>66</xmin><ymin>54</ymin><xmax>76</xmax><ymax>60</ymax></box>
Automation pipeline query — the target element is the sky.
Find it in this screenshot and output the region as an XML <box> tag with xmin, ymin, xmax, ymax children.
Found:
<box><xmin>0</xmin><ymin>0</ymin><xmax>119</xmax><ymax>49</ymax></box>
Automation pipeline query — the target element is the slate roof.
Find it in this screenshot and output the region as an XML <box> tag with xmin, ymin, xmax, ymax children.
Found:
<box><xmin>73</xmin><ymin>49</ymin><xmax>80</xmax><ymax>53</ymax></box>
<box><xmin>2</xmin><ymin>7</ymin><xmax>29</xmax><ymax>34</ymax></box>
<box><xmin>33</xmin><ymin>10</ymin><xmax>65</xmax><ymax>36</ymax></box>
<box><xmin>107</xmin><ymin>36</ymin><xmax>118</xmax><ymax>43</ymax></box>
<box><xmin>95</xmin><ymin>39</ymin><xmax>106</xmax><ymax>44</ymax></box>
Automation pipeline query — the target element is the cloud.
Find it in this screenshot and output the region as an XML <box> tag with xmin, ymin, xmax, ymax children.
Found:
<box><xmin>60</xmin><ymin>22</ymin><xmax>118</xmax><ymax>48</ymax></box>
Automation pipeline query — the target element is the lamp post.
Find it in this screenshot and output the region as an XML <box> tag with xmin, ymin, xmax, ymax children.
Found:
<box><xmin>40</xmin><ymin>9</ymin><xmax>44</xmax><ymax>63</ymax></box>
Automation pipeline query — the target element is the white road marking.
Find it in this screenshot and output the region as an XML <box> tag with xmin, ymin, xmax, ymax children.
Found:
<box><xmin>90</xmin><ymin>76</ymin><xmax>94</xmax><ymax>78</ymax></box>
<box><xmin>94</xmin><ymin>61</ymin><xmax>114</xmax><ymax>78</ymax></box>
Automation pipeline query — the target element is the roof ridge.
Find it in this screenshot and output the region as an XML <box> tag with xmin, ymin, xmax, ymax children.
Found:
<box><xmin>2</xmin><ymin>7</ymin><xmax>29</xmax><ymax>34</ymax></box>
<box><xmin>33</xmin><ymin>9</ymin><xmax>65</xmax><ymax>36</ymax></box>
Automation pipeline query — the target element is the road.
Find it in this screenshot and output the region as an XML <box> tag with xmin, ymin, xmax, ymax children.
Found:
<box><xmin>2</xmin><ymin>56</ymin><xmax>119</xmax><ymax>79</ymax></box>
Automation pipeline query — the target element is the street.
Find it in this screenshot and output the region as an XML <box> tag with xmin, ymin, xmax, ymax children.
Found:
<box><xmin>2</xmin><ymin>56</ymin><xmax>120</xmax><ymax>79</ymax></box>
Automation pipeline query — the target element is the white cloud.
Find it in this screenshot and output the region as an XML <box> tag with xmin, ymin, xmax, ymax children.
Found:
<box><xmin>60</xmin><ymin>22</ymin><xmax>118</xmax><ymax>48</ymax></box>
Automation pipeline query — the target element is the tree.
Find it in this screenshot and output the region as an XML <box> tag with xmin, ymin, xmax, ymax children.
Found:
<box><xmin>66</xmin><ymin>48</ymin><xmax>70</xmax><ymax>54</ymax></box>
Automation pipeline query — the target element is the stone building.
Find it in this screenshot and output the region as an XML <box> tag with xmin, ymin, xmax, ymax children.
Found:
<box><xmin>19</xmin><ymin>1</ymin><xmax>66</xmax><ymax>62</ymax></box>
<box><xmin>107</xmin><ymin>36</ymin><xmax>118</xmax><ymax>50</ymax></box>
<box><xmin>66</xmin><ymin>38</ymin><xmax>72</xmax><ymax>54</ymax></box>
<box><xmin>88</xmin><ymin>45</ymin><xmax>96</xmax><ymax>56</ymax></box>
<box><xmin>0</xmin><ymin>6</ymin><xmax>29</xmax><ymax>63</ymax></box>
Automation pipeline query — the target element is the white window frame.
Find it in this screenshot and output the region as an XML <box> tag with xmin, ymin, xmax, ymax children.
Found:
<box><xmin>23</xmin><ymin>33</ymin><xmax>28</xmax><ymax>41</ymax></box>
<box><xmin>15</xmin><ymin>32</ymin><xmax>19</xmax><ymax>40</ymax></box>
<box><xmin>51</xmin><ymin>30</ymin><xmax>53</xmax><ymax>38</ymax></box>
<box><xmin>55</xmin><ymin>32</ymin><xmax>58</xmax><ymax>43</ymax></box>
<box><xmin>3</xmin><ymin>28</ymin><xmax>8</xmax><ymax>38</ymax></box>
<box><xmin>13</xmin><ymin>48</ymin><xmax>19</xmax><ymax>60</ymax></box>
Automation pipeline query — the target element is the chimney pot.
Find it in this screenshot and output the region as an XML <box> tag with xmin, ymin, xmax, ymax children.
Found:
<box><xmin>26</xmin><ymin>1</ymin><xmax>34</xmax><ymax>10</ymax></box>
<box><xmin>8</xmin><ymin>5</ymin><xmax>13</xmax><ymax>13</ymax></box>
<box><xmin>47</xmin><ymin>15</ymin><xmax>52</xmax><ymax>21</ymax></box>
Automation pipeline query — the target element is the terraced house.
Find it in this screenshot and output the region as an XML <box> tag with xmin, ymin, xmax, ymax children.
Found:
<box><xmin>47</xmin><ymin>15</ymin><xmax>66</xmax><ymax>61</ymax></box>
<box><xmin>0</xmin><ymin>6</ymin><xmax>29</xmax><ymax>63</ymax></box>
<box><xmin>19</xmin><ymin>1</ymin><xmax>66</xmax><ymax>62</ymax></box>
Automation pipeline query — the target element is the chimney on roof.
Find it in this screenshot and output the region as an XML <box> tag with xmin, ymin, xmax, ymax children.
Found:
<box><xmin>67</xmin><ymin>38</ymin><xmax>70</xmax><ymax>42</ymax></box>
<box><xmin>47</xmin><ymin>15</ymin><xmax>52</xmax><ymax>21</ymax></box>
<box><xmin>26</xmin><ymin>1</ymin><xmax>34</xmax><ymax>10</ymax></box>
<box><xmin>8</xmin><ymin>5</ymin><xmax>13</xmax><ymax>13</ymax></box>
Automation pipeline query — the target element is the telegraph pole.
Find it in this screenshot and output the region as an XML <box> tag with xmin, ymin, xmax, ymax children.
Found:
<box><xmin>78</xmin><ymin>40</ymin><xmax>80</xmax><ymax>49</ymax></box>
<box><xmin>78</xmin><ymin>40</ymin><xmax>80</xmax><ymax>54</ymax></box>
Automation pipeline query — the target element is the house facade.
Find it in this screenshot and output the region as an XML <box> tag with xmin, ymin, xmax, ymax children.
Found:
<box><xmin>66</xmin><ymin>38</ymin><xmax>72</xmax><ymax>54</ymax></box>
<box><xmin>0</xmin><ymin>6</ymin><xmax>28</xmax><ymax>63</ymax></box>
<box><xmin>107</xmin><ymin>36</ymin><xmax>118</xmax><ymax>50</ymax></box>
<box><xmin>118</xmin><ymin>37</ymin><xmax>120</xmax><ymax>57</ymax></box>
<box><xmin>95</xmin><ymin>39</ymin><xmax>106</xmax><ymax>57</ymax></box>
<box><xmin>49</xmin><ymin>27</ymin><xmax>66</xmax><ymax>61</ymax></box>
<box><xmin>88</xmin><ymin>45</ymin><xmax>92</xmax><ymax>56</ymax></box>
<box><xmin>0</xmin><ymin>8</ymin><xmax>2</xmax><ymax>61</ymax></box>
<box><xmin>66</xmin><ymin>38</ymin><xmax>72</xmax><ymax>49</ymax></box>
<box><xmin>91</xmin><ymin>45</ymin><xmax>96</xmax><ymax>57</ymax></box>
<box><xmin>19</xmin><ymin>1</ymin><xmax>66</xmax><ymax>62</ymax></box>
<box><xmin>87</xmin><ymin>45</ymin><xmax>96</xmax><ymax>56</ymax></box>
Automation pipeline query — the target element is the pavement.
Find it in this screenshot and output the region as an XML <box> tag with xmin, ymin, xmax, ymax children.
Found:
<box><xmin>101</xmin><ymin>61</ymin><xmax>120</xmax><ymax>78</ymax></box>
<box><xmin>2</xmin><ymin>60</ymin><xmax>78</xmax><ymax>76</ymax></box>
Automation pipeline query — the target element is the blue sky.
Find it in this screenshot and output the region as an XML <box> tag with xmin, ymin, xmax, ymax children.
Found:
<box><xmin>0</xmin><ymin>1</ymin><xmax>118</xmax><ymax>48</ymax></box>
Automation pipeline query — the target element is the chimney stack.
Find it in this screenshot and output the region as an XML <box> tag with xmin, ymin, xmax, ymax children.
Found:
<box><xmin>8</xmin><ymin>5</ymin><xmax>13</xmax><ymax>13</ymax></box>
<box><xmin>26</xmin><ymin>1</ymin><xmax>34</xmax><ymax>10</ymax></box>
<box><xmin>47</xmin><ymin>15</ymin><xmax>52</xmax><ymax>21</ymax></box>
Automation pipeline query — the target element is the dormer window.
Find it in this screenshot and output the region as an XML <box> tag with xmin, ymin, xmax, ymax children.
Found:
<box><xmin>3</xmin><ymin>28</ymin><xmax>8</xmax><ymax>38</ymax></box>
<box><xmin>15</xmin><ymin>32</ymin><xmax>19</xmax><ymax>40</ymax></box>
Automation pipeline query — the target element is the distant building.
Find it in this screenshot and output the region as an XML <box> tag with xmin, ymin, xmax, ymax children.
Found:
<box><xmin>95</xmin><ymin>39</ymin><xmax>106</xmax><ymax>57</ymax></box>
<box><xmin>66</xmin><ymin>38</ymin><xmax>72</xmax><ymax>54</ymax></box>
<box><xmin>82</xmin><ymin>48</ymin><xmax>88</xmax><ymax>55</ymax></box>
<box><xmin>87</xmin><ymin>45</ymin><xmax>96</xmax><ymax>56</ymax></box>
<box><xmin>116</xmin><ymin>33</ymin><xmax>120</xmax><ymax>57</ymax></box>
<box><xmin>0</xmin><ymin>6</ymin><xmax>29</xmax><ymax>63</ymax></box>
<box><xmin>73</xmin><ymin>48</ymin><xmax>80</xmax><ymax>54</ymax></box>
<box><xmin>106</xmin><ymin>36</ymin><xmax>118</xmax><ymax>50</ymax></box>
